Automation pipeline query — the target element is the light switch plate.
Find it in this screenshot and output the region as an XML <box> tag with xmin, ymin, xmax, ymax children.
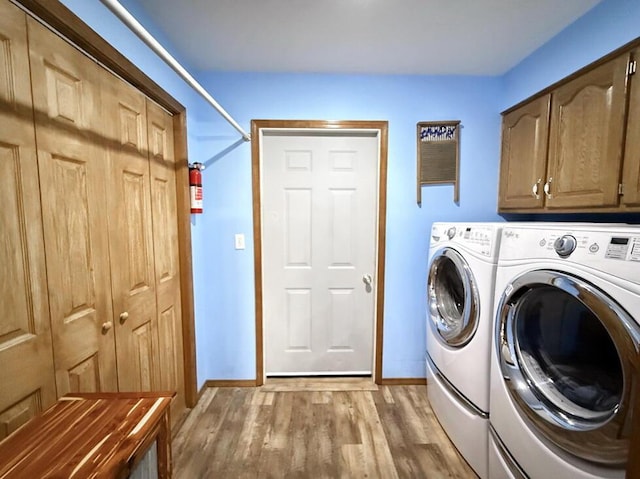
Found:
<box><xmin>235</xmin><ymin>233</ymin><xmax>245</xmax><ymax>250</ymax></box>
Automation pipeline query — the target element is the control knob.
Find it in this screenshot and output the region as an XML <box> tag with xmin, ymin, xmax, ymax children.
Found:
<box><xmin>447</xmin><ymin>227</ymin><xmax>457</xmax><ymax>240</ymax></box>
<box><xmin>554</xmin><ymin>234</ymin><xmax>577</xmax><ymax>257</ymax></box>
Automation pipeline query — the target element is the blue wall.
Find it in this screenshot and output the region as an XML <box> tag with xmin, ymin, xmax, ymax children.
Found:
<box><xmin>193</xmin><ymin>73</ymin><xmax>504</xmax><ymax>380</ymax></box>
<box><xmin>58</xmin><ymin>0</ymin><xmax>640</xmax><ymax>388</ymax></box>
<box><xmin>503</xmin><ymin>0</ymin><xmax>640</xmax><ymax>108</ymax></box>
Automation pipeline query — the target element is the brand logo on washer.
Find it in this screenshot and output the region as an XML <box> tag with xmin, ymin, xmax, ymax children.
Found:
<box><xmin>503</xmin><ymin>230</ymin><xmax>518</xmax><ymax>239</ymax></box>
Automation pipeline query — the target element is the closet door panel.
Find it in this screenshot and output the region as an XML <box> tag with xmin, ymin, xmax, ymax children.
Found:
<box><xmin>0</xmin><ymin>1</ymin><xmax>56</xmax><ymax>438</ymax></box>
<box><xmin>27</xmin><ymin>17</ymin><xmax>117</xmax><ymax>396</ymax></box>
<box><xmin>103</xmin><ymin>77</ymin><xmax>159</xmax><ymax>392</ymax></box>
<box><xmin>147</xmin><ymin>99</ymin><xmax>186</xmax><ymax>422</ymax></box>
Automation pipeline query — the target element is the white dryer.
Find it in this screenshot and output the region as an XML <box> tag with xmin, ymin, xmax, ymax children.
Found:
<box><xmin>489</xmin><ymin>224</ymin><xmax>640</xmax><ymax>479</ymax></box>
<box><xmin>426</xmin><ymin>222</ymin><xmax>503</xmax><ymax>479</ymax></box>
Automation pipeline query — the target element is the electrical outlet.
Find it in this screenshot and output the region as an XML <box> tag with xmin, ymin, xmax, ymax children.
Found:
<box><xmin>234</xmin><ymin>233</ymin><xmax>245</xmax><ymax>250</ymax></box>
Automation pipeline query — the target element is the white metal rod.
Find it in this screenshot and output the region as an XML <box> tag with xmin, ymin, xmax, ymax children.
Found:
<box><xmin>100</xmin><ymin>0</ymin><xmax>251</xmax><ymax>142</ymax></box>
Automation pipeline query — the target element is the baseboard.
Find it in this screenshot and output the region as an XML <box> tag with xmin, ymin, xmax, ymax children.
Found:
<box><xmin>204</xmin><ymin>379</ymin><xmax>258</xmax><ymax>388</ymax></box>
<box><xmin>379</xmin><ymin>377</ymin><xmax>427</xmax><ymax>386</ymax></box>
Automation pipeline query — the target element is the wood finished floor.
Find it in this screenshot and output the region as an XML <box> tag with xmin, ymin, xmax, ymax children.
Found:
<box><xmin>172</xmin><ymin>384</ymin><xmax>477</xmax><ymax>478</ymax></box>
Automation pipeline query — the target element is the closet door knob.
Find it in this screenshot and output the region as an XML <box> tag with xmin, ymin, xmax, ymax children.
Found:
<box><xmin>119</xmin><ymin>311</ymin><xmax>129</xmax><ymax>323</ymax></box>
<box><xmin>101</xmin><ymin>321</ymin><xmax>113</xmax><ymax>334</ymax></box>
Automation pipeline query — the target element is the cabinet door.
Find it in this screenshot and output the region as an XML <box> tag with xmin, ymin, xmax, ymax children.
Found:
<box><xmin>147</xmin><ymin>99</ymin><xmax>186</xmax><ymax>424</ymax></box>
<box><xmin>28</xmin><ymin>17</ymin><xmax>118</xmax><ymax>396</ymax></box>
<box><xmin>103</xmin><ymin>76</ymin><xmax>159</xmax><ymax>392</ymax></box>
<box><xmin>498</xmin><ymin>95</ymin><xmax>550</xmax><ymax>210</ymax></box>
<box><xmin>546</xmin><ymin>54</ymin><xmax>629</xmax><ymax>209</ymax></box>
<box><xmin>622</xmin><ymin>50</ymin><xmax>640</xmax><ymax>206</ymax></box>
<box><xmin>0</xmin><ymin>1</ymin><xmax>57</xmax><ymax>439</ymax></box>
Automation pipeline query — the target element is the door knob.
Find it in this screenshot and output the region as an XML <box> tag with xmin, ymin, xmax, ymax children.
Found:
<box><xmin>119</xmin><ymin>311</ymin><xmax>129</xmax><ymax>323</ymax></box>
<box><xmin>101</xmin><ymin>321</ymin><xmax>113</xmax><ymax>334</ymax></box>
<box><xmin>363</xmin><ymin>274</ymin><xmax>373</xmax><ymax>286</ymax></box>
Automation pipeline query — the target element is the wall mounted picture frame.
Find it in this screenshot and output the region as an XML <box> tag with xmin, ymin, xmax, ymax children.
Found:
<box><xmin>416</xmin><ymin>120</ymin><xmax>460</xmax><ymax>205</ymax></box>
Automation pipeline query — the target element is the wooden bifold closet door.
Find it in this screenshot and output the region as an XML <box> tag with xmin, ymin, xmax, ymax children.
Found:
<box><xmin>0</xmin><ymin>1</ymin><xmax>57</xmax><ymax>440</ymax></box>
<box><xmin>0</xmin><ymin>0</ymin><xmax>188</xmax><ymax>436</ymax></box>
<box><xmin>28</xmin><ymin>14</ymin><xmax>118</xmax><ymax>397</ymax></box>
<box><xmin>102</xmin><ymin>67</ymin><xmax>159</xmax><ymax>393</ymax></box>
<box><xmin>146</xmin><ymin>99</ymin><xmax>186</xmax><ymax>418</ymax></box>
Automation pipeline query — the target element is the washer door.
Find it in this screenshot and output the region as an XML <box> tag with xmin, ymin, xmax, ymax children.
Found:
<box><xmin>427</xmin><ymin>247</ymin><xmax>480</xmax><ymax>347</ymax></box>
<box><xmin>495</xmin><ymin>269</ymin><xmax>640</xmax><ymax>465</ymax></box>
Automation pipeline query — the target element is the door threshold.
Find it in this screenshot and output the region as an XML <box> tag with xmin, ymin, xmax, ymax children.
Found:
<box><xmin>261</xmin><ymin>376</ymin><xmax>377</xmax><ymax>392</ymax></box>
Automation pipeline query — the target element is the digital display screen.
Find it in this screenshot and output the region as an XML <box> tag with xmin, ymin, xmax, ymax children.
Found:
<box><xmin>610</xmin><ymin>237</ymin><xmax>629</xmax><ymax>245</ymax></box>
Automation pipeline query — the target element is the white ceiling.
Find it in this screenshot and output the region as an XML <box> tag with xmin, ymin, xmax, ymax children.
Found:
<box><xmin>133</xmin><ymin>0</ymin><xmax>602</xmax><ymax>75</ymax></box>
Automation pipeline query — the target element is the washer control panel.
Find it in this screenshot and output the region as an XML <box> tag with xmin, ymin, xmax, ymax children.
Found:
<box><xmin>430</xmin><ymin>223</ymin><xmax>499</xmax><ymax>258</ymax></box>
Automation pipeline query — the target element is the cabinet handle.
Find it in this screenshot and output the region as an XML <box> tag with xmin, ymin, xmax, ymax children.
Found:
<box><xmin>119</xmin><ymin>311</ymin><xmax>129</xmax><ymax>323</ymax></box>
<box><xmin>532</xmin><ymin>178</ymin><xmax>542</xmax><ymax>199</ymax></box>
<box><xmin>101</xmin><ymin>321</ymin><xmax>113</xmax><ymax>334</ymax></box>
<box><xmin>543</xmin><ymin>177</ymin><xmax>553</xmax><ymax>199</ymax></box>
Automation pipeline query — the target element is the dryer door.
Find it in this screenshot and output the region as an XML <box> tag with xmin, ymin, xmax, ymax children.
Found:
<box><xmin>495</xmin><ymin>269</ymin><xmax>640</xmax><ymax>466</ymax></box>
<box><xmin>427</xmin><ymin>247</ymin><xmax>480</xmax><ymax>347</ymax></box>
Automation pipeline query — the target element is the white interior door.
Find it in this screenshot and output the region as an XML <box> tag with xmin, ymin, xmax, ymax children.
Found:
<box><xmin>262</xmin><ymin>130</ymin><xmax>379</xmax><ymax>375</ymax></box>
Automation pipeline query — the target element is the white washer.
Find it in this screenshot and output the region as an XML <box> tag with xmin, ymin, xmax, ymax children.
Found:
<box><xmin>489</xmin><ymin>224</ymin><xmax>640</xmax><ymax>478</ymax></box>
<box><xmin>426</xmin><ymin>222</ymin><xmax>503</xmax><ymax>479</ymax></box>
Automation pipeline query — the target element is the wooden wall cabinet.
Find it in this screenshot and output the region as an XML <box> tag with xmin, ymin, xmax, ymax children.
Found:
<box><xmin>622</xmin><ymin>48</ymin><xmax>640</xmax><ymax>207</ymax></box>
<box><xmin>498</xmin><ymin>45</ymin><xmax>638</xmax><ymax>213</ymax></box>
<box><xmin>546</xmin><ymin>54</ymin><xmax>629</xmax><ymax>209</ymax></box>
<box><xmin>498</xmin><ymin>95</ymin><xmax>550</xmax><ymax>209</ymax></box>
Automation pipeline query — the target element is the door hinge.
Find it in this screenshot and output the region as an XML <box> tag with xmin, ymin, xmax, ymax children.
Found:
<box><xmin>629</xmin><ymin>60</ymin><xmax>637</xmax><ymax>76</ymax></box>
<box><xmin>619</xmin><ymin>183</ymin><xmax>624</xmax><ymax>195</ymax></box>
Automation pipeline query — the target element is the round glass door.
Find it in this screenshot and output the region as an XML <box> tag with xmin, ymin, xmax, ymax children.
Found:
<box><xmin>427</xmin><ymin>248</ymin><xmax>479</xmax><ymax>347</ymax></box>
<box><xmin>495</xmin><ymin>269</ymin><xmax>640</xmax><ymax>465</ymax></box>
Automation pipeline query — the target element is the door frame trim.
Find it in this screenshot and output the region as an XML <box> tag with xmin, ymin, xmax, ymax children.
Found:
<box><xmin>251</xmin><ymin>119</ymin><xmax>389</xmax><ymax>385</ymax></box>
<box><xmin>13</xmin><ymin>0</ymin><xmax>198</xmax><ymax>407</ymax></box>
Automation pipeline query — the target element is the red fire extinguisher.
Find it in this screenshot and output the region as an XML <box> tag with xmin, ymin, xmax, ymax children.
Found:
<box><xmin>189</xmin><ymin>162</ymin><xmax>204</xmax><ymax>214</ymax></box>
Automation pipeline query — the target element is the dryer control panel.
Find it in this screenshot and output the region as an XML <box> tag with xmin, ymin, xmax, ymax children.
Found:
<box><xmin>499</xmin><ymin>226</ymin><xmax>640</xmax><ymax>282</ymax></box>
<box><xmin>605</xmin><ymin>236</ymin><xmax>640</xmax><ymax>261</ymax></box>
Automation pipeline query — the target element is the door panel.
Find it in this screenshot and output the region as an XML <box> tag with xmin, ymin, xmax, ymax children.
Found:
<box><xmin>103</xmin><ymin>76</ymin><xmax>158</xmax><ymax>392</ymax></box>
<box><xmin>498</xmin><ymin>95</ymin><xmax>550</xmax><ymax>209</ymax></box>
<box><xmin>147</xmin><ymin>99</ymin><xmax>186</xmax><ymax>422</ymax></box>
<box><xmin>262</xmin><ymin>132</ymin><xmax>378</xmax><ymax>375</ymax></box>
<box><xmin>0</xmin><ymin>2</ymin><xmax>57</xmax><ymax>438</ymax></box>
<box><xmin>622</xmin><ymin>48</ymin><xmax>640</xmax><ymax>206</ymax></box>
<box><xmin>27</xmin><ymin>16</ymin><xmax>117</xmax><ymax>396</ymax></box>
<box><xmin>546</xmin><ymin>54</ymin><xmax>629</xmax><ymax>208</ymax></box>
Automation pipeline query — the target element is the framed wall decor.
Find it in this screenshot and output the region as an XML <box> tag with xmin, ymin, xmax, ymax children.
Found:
<box><xmin>416</xmin><ymin>120</ymin><xmax>460</xmax><ymax>205</ymax></box>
